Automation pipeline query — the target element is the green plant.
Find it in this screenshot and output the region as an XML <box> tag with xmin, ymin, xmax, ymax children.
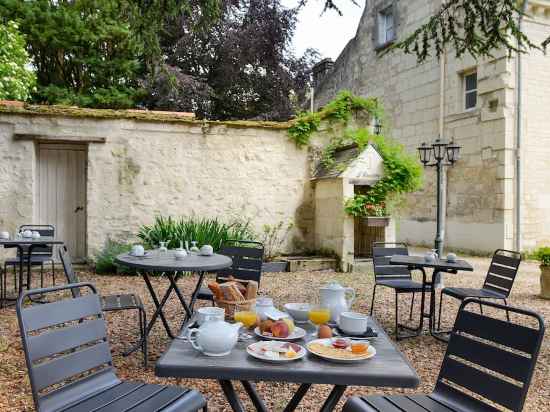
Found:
<box><xmin>532</xmin><ymin>247</ymin><xmax>550</xmax><ymax>267</ymax></box>
<box><xmin>0</xmin><ymin>21</ymin><xmax>35</xmax><ymax>101</ymax></box>
<box><xmin>288</xmin><ymin>91</ymin><xmax>384</xmax><ymax>147</ymax></box>
<box><xmin>260</xmin><ymin>221</ymin><xmax>294</xmax><ymax>261</ymax></box>
<box><xmin>94</xmin><ymin>239</ymin><xmax>133</xmax><ymax>274</ymax></box>
<box><xmin>344</xmin><ymin>196</ymin><xmax>387</xmax><ymax>217</ymax></box>
<box><xmin>137</xmin><ymin>216</ymin><xmax>256</xmax><ymax>251</ymax></box>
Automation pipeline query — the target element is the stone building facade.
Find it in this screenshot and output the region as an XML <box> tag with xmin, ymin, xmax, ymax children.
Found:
<box><xmin>313</xmin><ymin>0</ymin><xmax>550</xmax><ymax>252</ymax></box>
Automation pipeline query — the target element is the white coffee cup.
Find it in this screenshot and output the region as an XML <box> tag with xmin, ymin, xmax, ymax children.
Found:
<box><xmin>174</xmin><ymin>248</ymin><xmax>187</xmax><ymax>260</ymax></box>
<box><xmin>339</xmin><ymin>311</ymin><xmax>368</xmax><ymax>335</ymax></box>
<box><xmin>446</xmin><ymin>253</ymin><xmax>457</xmax><ymax>262</ymax></box>
<box><xmin>200</xmin><ymin>245</ymin><xmax>214</xmax><ymax>256</ymax></box>
<box><xmin>0</xmin><ymin>231</ymin><xmax>9</xmax><ymax>239</ymax></box>
<box><xmin>131</xmin><ymin>244</ymin><xmax>145</xmax><ymax>256</ymax></box>
<box><xmin>196</xmin><ymin>306</ymin><xmax>225</xmax><ymax>325</ymax></box>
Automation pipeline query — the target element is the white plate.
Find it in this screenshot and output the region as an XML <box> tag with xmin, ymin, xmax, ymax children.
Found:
<box><xmin>254</xmin><ymin>326</ymin><xmax>306</xmax><ymax>341</ymax></box>
<box><xmin>306</xmin><ymin>338</ymin><xmax>376</xmax><ymax>363</ymax></box>
<box><xmin>247</xmin><ymin>341</ymin><xmax>306</xmax><ymax>363</ymax></box>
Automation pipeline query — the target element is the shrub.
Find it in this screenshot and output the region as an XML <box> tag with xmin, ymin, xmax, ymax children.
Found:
<box><xmin>532</xmin><ymin>247</ymin><xmax>550</xmax><ymax>267</ymax></box>
<box><xmin>94</xmin><ymin>239</ymin><xmax>133</xmax><ymax>274</ymax></box>
<box><xmin>137</xmin><ymin>216</ymin><xmax>256</xmax><ymax>251</ymax></box>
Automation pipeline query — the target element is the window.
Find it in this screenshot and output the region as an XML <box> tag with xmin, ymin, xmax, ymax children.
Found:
<box><xmin>464</xmin><ymin>71</ymin><xmax>477</xmax><ymax>110</ymax></box>
<box><xmin>377</xmin><ymin>7</ymin><xmax>395</xmax><ymax>46</ymax></box>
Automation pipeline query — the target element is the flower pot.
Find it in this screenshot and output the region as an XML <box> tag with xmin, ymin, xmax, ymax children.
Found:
<box><xmin>365</xmin><ymin>216</ymin><xmax>390</xmax><ymax>227</ymax></box>
<box><xmin>540</xmin><ymin>265</ymin><xmax>550</xmax><ymax>299</ymax></box>
<box><xmin>262</xmin><ymin>261</ymin><xmax>289</xmax><ymax>272</ymax></box>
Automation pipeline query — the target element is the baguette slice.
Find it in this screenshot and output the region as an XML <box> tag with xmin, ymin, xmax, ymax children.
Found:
<box><xmin>246</xmin><ymin>280</ymin><xmax>258</xmax><ymax>299</ymax></box>
<box><xmin>219</xmin><ymin>282</ymin><xmax>245</xmax><ymax>301</ymax></box>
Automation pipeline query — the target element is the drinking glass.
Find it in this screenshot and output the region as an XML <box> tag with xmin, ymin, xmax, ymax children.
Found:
<box><xmin>234</xmin><ymin>310</ymin><xmax>257</xmax><ymax>340</ymax></box>
<box><xmin>308</xmin><ymin>306</ymin><xmax>331</xmax><ymax>337</ymax></box>
<box><xmin>159</xmin><ymin>241</ymin><xmax>168</xmax><ymax>255</ymax></box>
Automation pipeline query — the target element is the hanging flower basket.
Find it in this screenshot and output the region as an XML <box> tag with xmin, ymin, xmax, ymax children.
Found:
<box><xmin>365</xmin><ymin>216</ymin><xmax>390</xmax><ymax>227</ymax></box>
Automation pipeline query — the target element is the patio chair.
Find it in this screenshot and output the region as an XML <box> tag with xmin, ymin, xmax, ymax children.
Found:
<box><xmin>196</xmin><ymin>239</ymin><xmax>264</xmax><ymax>302</ymax></box>
<box><xmin>438</xmin><ymin>249</ymin><xmax>521</xmax><ymax>330</ymax></box>
<box><xmin>343</xmin><ymin>298</ymin><xmax>545</xmax><ymax>412</ymax></box>
<box><xmin>370</xmin><ymin>242</ymin><xmax>429</xmax><ymax>340</ymax></box>
<box><xmin>59</xmin><ymin>245</ymin><xmax>147</xmax><ymax>366</ymax></box>
<box><xmin>4</xmin><ymin>224</ymin><xmax>56</xmax><ymax>291</ymax></box>
<box><xmin>17</xmin><ymin>282</ymin><xmax>207</xmax><ymax>412</ymax></box>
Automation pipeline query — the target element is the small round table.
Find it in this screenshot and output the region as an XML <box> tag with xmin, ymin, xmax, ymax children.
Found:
<box><xmin>115</xmin><ymin>250</ymin><xmax>232</xmax><ymax>341</ymax></box>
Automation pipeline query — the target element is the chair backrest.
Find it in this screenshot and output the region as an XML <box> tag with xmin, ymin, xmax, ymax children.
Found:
<box><xmin>59</xmin><ymin>245</ymin><xmax>81</xmax><ymax>297</ymax></box>
<box><xmin>482</xmin><ymin>249</ymin><xmax>521</xmax><ymax>298</ymax></box>
<box><xmin>19</xmin><ymin>224</ymin><xmax>55</xmax><ymax>256</ymax></box>
<box><xmin>372</xmin><ymin>242</ymin><xmax>411</xmax><ymax>282</ymax></box>
<box><xmin>434</xmin><ymin>298</ymin><xmax>544</xmax><ymax>412</ymax></box>
<box><xmin>17</xmin><ymin>283</ymin><xmax>119</xmax><ymax>412</ymax></box>
<box><xmin>217</xmin><ymin>239</ymin><xmax>264</xmax><ymax>284</ymax></box>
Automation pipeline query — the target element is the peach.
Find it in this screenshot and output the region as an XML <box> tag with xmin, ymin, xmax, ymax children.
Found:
<box><xmin>271</xmin><ymin>321</ymin><xmax>290</xmax><ymax>338</ymax></box>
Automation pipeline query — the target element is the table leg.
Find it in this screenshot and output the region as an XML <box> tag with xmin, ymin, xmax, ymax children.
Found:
<box><xmin>396</xmin><ymin>267</ymin><xmax>428</xmax><ymax>340</ymax></box>
<box><xmin>320</xmin><ymin>385</ymin><xmax>347</xmax><ymax>412</ymax></box>
<box><xmin>219</xmin><ymin>380</ymin><xmax>246</xmax><ymax>412</ymax></box>
<box><xmin>429</xmin><ymin>271</ymin><xmax>450</xmax><ymax>342</ymax></box>
<box><xmin>240</xmin><ymin>381</ymin><xmax>268</xmax><ymax>412</ymax></box>
<box><xmin>283</xmin><ymin>383</ymin><xmax>311</xmax><ymax>412</ymax></box>
<box><xmin>166</xmin><ymin>272</ymin><xmax>193</xmax><ymax>320</ymax></box>
<box><xmin>141</xmin><ymin>271</ymin><xmax>178</xmax><ymax>339</ymax></box>
<box><xmin>17</xmin><ymin>245</ymin><xmax>24</xmax><ymax>295</ymax></box>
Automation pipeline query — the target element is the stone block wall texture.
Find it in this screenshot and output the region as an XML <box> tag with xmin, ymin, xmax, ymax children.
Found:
<box><xmin>313</xmin><ymin>0</ymin><xmax>550</xmax><ymax>252</ymax></box>
<box><xmin>0</xmin><ymin>111</ymin><xmax>315</xmax><ymax>258</ymax></box>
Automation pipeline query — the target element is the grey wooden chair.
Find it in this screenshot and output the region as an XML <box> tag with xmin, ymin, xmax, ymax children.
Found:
<box><xmin>196</xmin><ymin>239</ymin><xmax>264</xmax><ymax>302</ymax></box>
<box><xmin>438</xmin><ymin>249</ymin><xmax>521</xmax><ymax>329</ymax></box>
<box><xmin>371</xmin><ymin>242</ymin><xmax>429</xmax><ymax>340</ymax></box>
<box><xmin>4</xmin><ymin>224</ymin><xmax>56</xmax><ymax>290</ymax></box>
<box><xmin>343</xmin><ymin>298</ymin><xmax>545</xmax><ymax>412</ymax></box>
<box><xmin>17</xmin><ymin>282</ymin><xmax>207</xmax><ymax>412</ymax></box>
<box><xmin>59</xmin><ymin>245</ymin><xmax>147</xmax><ymax>366</ymax></box>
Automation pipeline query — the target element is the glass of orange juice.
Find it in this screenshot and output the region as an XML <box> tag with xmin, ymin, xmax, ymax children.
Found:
<box><xmin>308</xmin><ymin>306</ymin><xmax>331</xmax><ymax>337</ymax></box>
<box><xmin>234</xmin><ymin>311</ymin><xmax>257</xmax><ymax>340</ymax></box>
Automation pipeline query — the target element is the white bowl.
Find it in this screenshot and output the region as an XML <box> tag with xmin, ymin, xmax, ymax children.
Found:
<box><xmin>284</xmin><ymin>303</ymin><xmax>312</xmax><ymax>323</ymax></box>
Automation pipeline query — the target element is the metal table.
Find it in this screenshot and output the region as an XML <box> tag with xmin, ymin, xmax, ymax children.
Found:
<box><xmin>390</xmin><ymin>255</ymin><xmax>473</xmax><ymax>341</ymax></box>
<box><xmin>115</xmin><ymin>250</ymin><xmax>232</xmax><ymax>340</ymax></box>
<box><xmin>156</xmin><ymin>318</ymin><xmax>419</xmax><ymax>412</ymax></box>
<box><xmin>0</xmin><ymin>236</ymin><xmax>64</xmax><ymax>303</ymax></box>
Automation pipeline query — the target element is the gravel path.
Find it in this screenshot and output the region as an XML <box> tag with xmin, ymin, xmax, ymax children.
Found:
<box><xmin>0</xmin><ymin>255</ymin><xmax>548</xmax><ymax>411</ymax></box>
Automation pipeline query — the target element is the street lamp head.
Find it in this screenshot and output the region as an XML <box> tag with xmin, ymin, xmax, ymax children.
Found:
<box><xmin>446</xmin><ymin>140</ymin><xmax>461</xmax><ymax>164</ymax></box>
<box><xmin>417</xmin><ymin>142</ymin><xmax>432</xmax><ymax>165</ymax></box>
<box><xmin>432</xmin><ymin>137</ymin><xmax>448</xmax><ymax>161</ymax></box>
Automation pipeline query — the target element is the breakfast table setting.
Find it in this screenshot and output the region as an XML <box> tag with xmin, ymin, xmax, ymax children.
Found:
<box><xmin>155</xmin><ymin>281</ymin><xmax>420</xmax><ymax>412</ymax></box>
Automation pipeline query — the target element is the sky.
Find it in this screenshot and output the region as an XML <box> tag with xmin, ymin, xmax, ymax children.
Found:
<box><xmin>282</xmin><ymin>0</ymin><xmax>365</xmax><ymax>60</ymax></box>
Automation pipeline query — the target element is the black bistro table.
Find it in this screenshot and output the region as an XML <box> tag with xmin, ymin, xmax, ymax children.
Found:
<box><xmin>156</xmin><ymin>318</ymin><xmax>419</xmax><ymax>412</ymax></box>
<box><xmin>115</xmin><ymin>250</ymin><xmax>232</xmax><ymax>341</ymax></box>
<box><xmin>0</xmin><ymin>236</ymin><xmax>64</xmax><ymax>302</ymax></box>
<box><xmin>390</xmin><ymin>255</ymin><xmax>473</xmax><ymax>341</ymax></box>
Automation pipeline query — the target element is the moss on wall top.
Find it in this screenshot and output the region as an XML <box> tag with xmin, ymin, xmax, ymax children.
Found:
<box><xmin>0</xmin><ymin>102</ymin><xmax>292</xmax><ymax>130</ymax></box>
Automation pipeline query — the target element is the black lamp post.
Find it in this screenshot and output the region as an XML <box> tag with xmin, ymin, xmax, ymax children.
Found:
<box><xmin>417</xmin><ymin>137</ymin><xmax>461</xmax><ymax>256</ymax></box>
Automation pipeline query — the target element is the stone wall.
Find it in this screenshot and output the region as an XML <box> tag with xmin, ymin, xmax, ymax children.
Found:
<box><xmin>314</xmin><ymin>0</ymin><xmax>520</xmax><ymax>252</ymax></box>
<box><xmin>0</xmin><ymin>108</ymin><xmax>315</xmax><ymax>258</ymax></box>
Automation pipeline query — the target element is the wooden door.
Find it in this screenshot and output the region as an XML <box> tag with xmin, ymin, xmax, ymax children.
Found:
<box><xmin>37</xmin><ymin>144</ymin><xmax>87</xmax><ymax>261</ymax></box>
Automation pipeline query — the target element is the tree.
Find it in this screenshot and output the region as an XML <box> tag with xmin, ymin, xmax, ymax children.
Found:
<box><xmin>145</xmin><ymin>0</ymin><xmax>319</xmax><ymax>120</ymax></box>
<box><xmin>0</xmin><ymin>20</ymin><xmax>35</xmax><ymax>101</ymax></box>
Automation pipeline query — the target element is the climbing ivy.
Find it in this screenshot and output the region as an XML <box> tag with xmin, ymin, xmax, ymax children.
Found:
<box><xmin>288</xmin><ymin>90</ymin><xmax>383</xmax><ymax>147</ymax></box>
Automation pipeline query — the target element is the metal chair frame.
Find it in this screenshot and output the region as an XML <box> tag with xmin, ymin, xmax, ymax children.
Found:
<box><xmin>343</xmin><ymin>298</ymin><xmax>545</xmax><ymax>412</ymax></box>
<box><xmin>59</xmin><ymin>245</ymin><xmax>147</xmax><ymax>366</ymax></box>
<box><xmin>371</xmin><ymin>242</ymin><xmax>429</xmax><ymax>340</ymax></box>
<box><xmin>16</xmin><ymin>282</ymin><xmax>206</xmax><ymax>412</ymax></box>
<box><xmin>438</xmin><ymin>248</ymin><xmax>521</xmax><ymax>331</ymax></box>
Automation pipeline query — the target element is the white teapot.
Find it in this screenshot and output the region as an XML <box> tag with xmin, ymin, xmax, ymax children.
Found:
<box><xmin>187</xmin><ymin>316</ymin><xmax>242</xmax><ymax>356</ymax></box>
<box><xmin>319</xmin><ymin>281</ymin><xmax>355</xmax><ymax>323</ymax></box>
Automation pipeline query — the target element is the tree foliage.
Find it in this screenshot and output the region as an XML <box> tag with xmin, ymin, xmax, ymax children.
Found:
<box><xmin>0</xmin><ymin>20</ymin><xmax>35</xmax><ymax>100</ymax></box>
<box><xmin>144</xmin><ymin>0</ymin><xmax>318</xmax><ymax>120</ymax></box>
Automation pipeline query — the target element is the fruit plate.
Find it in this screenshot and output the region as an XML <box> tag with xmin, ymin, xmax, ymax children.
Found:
<box><xmin>306</xmin><ymin>338</ymin><xmax>376</xmax><ymax>363</ymax></box>
<box><xmin>247</xmin><ymin>341</ymin><xmax>306</xmax><ymax>363</ymax></box>
<box><xmin>254</xmin><ymin>326</ymin><xmax>306</xmax><ymax>341</ymax></box>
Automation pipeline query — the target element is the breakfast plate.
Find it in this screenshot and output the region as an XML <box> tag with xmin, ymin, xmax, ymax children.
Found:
<box><xmin>247</xmin><ymin>341</ymin><xmax>306</xmax><ymax>363</ymax></box>
<box><xmin>306</xmin><ymin>338</ymin><xmax>376</xmax><ymax>363</ymax></box>
<box><xmin>254</xmin><ymin>326</ymin><xmax>306</xmax><ymax>341</ymax></box>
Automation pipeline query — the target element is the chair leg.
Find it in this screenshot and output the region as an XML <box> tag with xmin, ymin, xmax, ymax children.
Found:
<box><xmin>395</xmin><ymin>291</ymin><xmax>399</xmax><ymax>340</ymax></box>
<box><xmin>370</xmin><ymin>284</ymin><xmax>377</xmax><ymax>316</ymax></box>
<box><xmin>437</xmin><ymin>290</ymin><xmax>444</xmax><ymax>331</ymax></box>
<box><xmin>51</xmin><ymin>260</ymin><xmax>55</xmax><ymax>286</ymax></box>
<box><xmin>409</xmin><ymin>292</ymin><xmax>415</xmax><ymax>320</ymax></box>
<box><xmin>12</xmin><ymin>264</ymin><xmax>16</xmax><ymax>291</ymax></box>
<box><xmin>479</xmin><ymin>300</ymin><xmax>484</xmax><ymax>315</ymax></box>
<box><xmin>139</xmin><ymin>306</ymin><xmax>148</xmax><ymax>367</ymax></box>
<box><xmin>503</xmin><ymin>298</ymin><xmax>510</xmax><ymax>322</ymax></box>
<box><xmin>40</xmin><ymin>263</ymin><xmax>44</xmax><ymax>289</ymax></box>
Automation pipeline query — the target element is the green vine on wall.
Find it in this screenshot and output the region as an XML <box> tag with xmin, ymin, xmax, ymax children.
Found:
<box><xmin>288</xmin><ymin>90</ymin><xmax>383</xmax><ymax>147</ymax></box>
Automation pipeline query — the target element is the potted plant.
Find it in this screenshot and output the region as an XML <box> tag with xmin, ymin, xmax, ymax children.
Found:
<box><xmin>260</xmin><ymin>221</ymin><xmax>293</xmax><ymax>272</ymax></box>
<box><xmin>344</xmin><ymin>195</ymin><xmax>390</xmax><ymax>227</ymax></box>
<box><xmin>533</xmin><ymin>247</ymin><xmax>550</xmax><ymax>299</ymax></box>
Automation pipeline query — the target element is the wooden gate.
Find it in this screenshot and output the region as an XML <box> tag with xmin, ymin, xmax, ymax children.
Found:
<box><xmin>36</xmin><ymin>143</ymin><xmax>87</xmax><ymax>261</ymax></box>
<box><xmin>354</xmin><ymin>218</ymin><xmax>385</xmax><ymax>258</ymax></box>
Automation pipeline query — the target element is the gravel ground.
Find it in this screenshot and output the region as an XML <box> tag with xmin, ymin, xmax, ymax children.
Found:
<box><xmin>0</xmin><ymin>254</ymin><xmax>548</xmax><ymax>411</ymax></box>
